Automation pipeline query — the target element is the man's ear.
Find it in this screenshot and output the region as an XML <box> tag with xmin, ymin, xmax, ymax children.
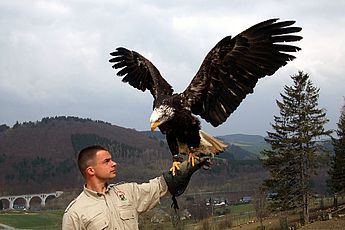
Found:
<box><xmin>86</xmin><ymin>166</ymin><xmax>95</xmax><ymax>176</ymax></box>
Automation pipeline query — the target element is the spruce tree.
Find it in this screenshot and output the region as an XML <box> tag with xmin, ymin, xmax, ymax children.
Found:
<box><xmin>261</xmin><ymin>71</ymin><xmax>331</xmax><ymax>224</ymax></box>
<box><xmin>329</xmin><ymin>101</ymin><xmax>345</xmax><ymax>193</ymax></box>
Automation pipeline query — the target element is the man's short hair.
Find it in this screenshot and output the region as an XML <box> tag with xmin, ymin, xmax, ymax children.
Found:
<box><xmin>78</xmin><ymin>145</ymin><xmax>109</xmax><ymax>177</ymax></box>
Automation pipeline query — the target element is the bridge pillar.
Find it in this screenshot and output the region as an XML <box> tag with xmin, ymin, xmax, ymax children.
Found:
<box><xmin>24</xmin><ymin>195</ymin><xmax>33</xmax><ymax>210</ymax></box>
<box><xmin>8</xmin><ymin>197</ymin><xmax>15</xmax><ymax>209</ymax></box>
<box><xmin>25</xmin><ymin>198</ymin><xmax>30</xmax><ymax>210</ymax></box>
<box><xmin>40</xmin><ymin>194</ymin><xmax>47</xmax><ymax>208</ymax></box>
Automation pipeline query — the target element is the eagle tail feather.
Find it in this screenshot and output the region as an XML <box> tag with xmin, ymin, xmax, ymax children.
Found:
<box><xmin>199</xmin><ymin>130</ymin><xmax>227</xmax><ymax>154</ymax></box>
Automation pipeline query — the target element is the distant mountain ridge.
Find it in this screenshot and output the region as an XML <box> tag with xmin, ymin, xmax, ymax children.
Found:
<box><xmin>218</xmin><ymin>134</ymin><xmax>270</xmax><ymax>156</ymax></box>
<box><xmin>219</xmin><ymin>134</ymin><xmax>266</xmax><ymax>144</ymax></box>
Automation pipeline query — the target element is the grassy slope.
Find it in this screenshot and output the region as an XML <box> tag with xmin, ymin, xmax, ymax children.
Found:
<box><xmin>0</xmin><ymin>210</ymin><xmax>63</xmax><ymax>229</ymax></box>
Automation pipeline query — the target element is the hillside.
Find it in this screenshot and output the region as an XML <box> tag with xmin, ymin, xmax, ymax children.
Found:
<box><xmin>0</xmin><ymin>117</ymin><xmax>167</xmax><ymax>159</ymax></box>
<box><xmin>219</xmin><ymin>134</ymin><xmax>265</xmax><ymax>143</ymax></box>
<box><xmin>219</xmin><ymin>134</ymin><xmax>270</xmax><ymax>156</ymax></box>
<box><xmin>0</xmin><ymin>117</ymin><xmax>266</xmax><ymax>197</ymax></box>
<box><xmin>0</xmin><ymin>116</ymin><xmax>171</xmax><ymax>194</ymax></box>
<box><xmin>142</xmin><ymin>131</ymin><xmax>259</xmax><ymax>160</ymax></box>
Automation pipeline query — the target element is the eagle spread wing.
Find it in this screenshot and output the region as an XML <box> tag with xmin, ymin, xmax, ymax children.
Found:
<box><xmin>181</xmin><ymin>18</ymin><xmax>302</xmax><ymax>127</ymax></box>
<box><xmin>109</xmin><ymin>18</ymin><xmax>302</xmax><ymax>175</ymax></box>
<box><xmin>109</xmin><ymin>47</ymin><xmax>174</xmax><ymax>102</ymax></box>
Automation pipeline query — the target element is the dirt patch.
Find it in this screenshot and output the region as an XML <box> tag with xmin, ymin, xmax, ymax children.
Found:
<box><xmin>228</xmin><ymin>215</ymin><xmax>345</xmax><ymax>230</ymax></box>
<box><xmin>300</xmin><ymin>216</ymin><xmax>345</xmax><ymax>230</ymax></box>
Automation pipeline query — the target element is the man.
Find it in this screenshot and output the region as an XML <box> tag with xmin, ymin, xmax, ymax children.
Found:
<box><xmin>62</xmin><ymin>145</ymin><xmax>209</xmax><ymax>229</ymax></box>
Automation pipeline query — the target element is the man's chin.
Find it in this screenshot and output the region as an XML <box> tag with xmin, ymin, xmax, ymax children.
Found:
<box><xmin>105</xmin><ymin>173</ymin><xmax>116</xmax><ymax>181</ymax></box>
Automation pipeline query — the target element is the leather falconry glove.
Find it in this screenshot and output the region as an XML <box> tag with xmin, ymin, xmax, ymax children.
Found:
<box><xmin>163</xmin><ymin>156</ymin><xmax>211</xmax><ymax>209</ymax></box>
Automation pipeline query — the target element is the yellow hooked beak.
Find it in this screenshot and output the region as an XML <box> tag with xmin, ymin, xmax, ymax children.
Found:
<box><xmin>150</xmin><ymin>121</ymin><xmax>161</xmax><ymax>131</ymax></box>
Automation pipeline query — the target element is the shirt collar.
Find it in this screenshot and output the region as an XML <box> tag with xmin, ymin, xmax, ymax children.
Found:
<box><xmin>83</xmin><ymin>183</ymin><xmax>114</xmax><ymax>199</ymax></box>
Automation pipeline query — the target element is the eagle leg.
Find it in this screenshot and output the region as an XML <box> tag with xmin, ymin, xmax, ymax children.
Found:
<box><xmin>169</xmin><ymin>155</ymin><xmax>182</xmax><ymax>176</ymax></box>
<box><xmin>188</xmin><ymin>150</ymin><xmax>199</xmax><ymax>167</ymax></box>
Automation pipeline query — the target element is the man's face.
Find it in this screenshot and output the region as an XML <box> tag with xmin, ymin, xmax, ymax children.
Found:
<box><xmin>92</xmin><ymin>150</ymin><xmax>117</xmax><ymax>182</ymax></box>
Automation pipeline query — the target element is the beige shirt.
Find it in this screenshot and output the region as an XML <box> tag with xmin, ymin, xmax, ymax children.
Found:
<box><xmin>62</xmin><ymin>176</ymin><xmax>168</xmax><ymax>230</ymax></box>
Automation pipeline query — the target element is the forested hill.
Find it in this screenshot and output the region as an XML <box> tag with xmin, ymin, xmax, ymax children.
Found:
<box><xmin>0</xmin><ymin>116</ymin><xmax>265</xmax><ymax>195</ymax></box>
<box><xmin>0</xmin><ymin>116</ymin><xmax>172</xmax><ymax>194</ymax></box>
<box><xmin>0</xmin><ymin>117</ymin><xmax>167</xmax><ymax>159</ymax></box>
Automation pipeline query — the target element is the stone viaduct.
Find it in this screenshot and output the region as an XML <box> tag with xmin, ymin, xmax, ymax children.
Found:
<box><xmin>0</xmin><ymin>191</ymin><xmax>63</xmax><ymax>210</ymax></box>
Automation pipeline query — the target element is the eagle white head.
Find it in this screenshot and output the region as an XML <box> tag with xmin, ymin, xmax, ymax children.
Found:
<box><xmin>150</xmin><ymin>105</ymin><xmax>175</xmax><ymax>131</ymax></box>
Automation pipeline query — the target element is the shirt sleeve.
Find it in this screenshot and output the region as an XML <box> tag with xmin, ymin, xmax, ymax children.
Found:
<box><xmin>125</xmin><ymin>176</ymin><xmax>168</xmax><ymax>214</ymax></box>
<box><xmin>62</xmin><ymin>211</ymin><xmax>82</xmax><ymax>230</ymax></box>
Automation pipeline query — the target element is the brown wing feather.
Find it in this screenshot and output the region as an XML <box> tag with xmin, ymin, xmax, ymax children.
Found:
<box><xmin>181</xmin><ymin>18</ymin><xmax>302</xmax><ymax>127</ymax></box>
<box><xmin>109</xmin><ymin>47</ymin><xmax>174</xmax><ymax>101</ymax></box>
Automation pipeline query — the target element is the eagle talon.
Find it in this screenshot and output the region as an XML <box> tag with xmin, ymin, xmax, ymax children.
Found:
<box><xmin>188</xmin><ymin>152</ymin><xmax>199</xmax><ymax>167</ymax></box>
<box><xmin>169</xmin><ymin>161</ymin><xmax>181</xmax><ymax>176</ymax></box>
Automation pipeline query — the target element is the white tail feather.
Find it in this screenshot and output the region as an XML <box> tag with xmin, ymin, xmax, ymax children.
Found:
<box><xmin>199</xmin><ymin>130</ymin><xmax>227</xmax><ymax>154</ymax></box>
<box><xmin>177</xmin><ymin>130</ymin><xmax>227</xmax><ymax>157</ymax></box>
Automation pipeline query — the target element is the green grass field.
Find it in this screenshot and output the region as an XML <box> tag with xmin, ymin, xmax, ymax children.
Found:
<box><xmin>230</xmin><ymin>203</ymin><xmax>255</xmax><ymax>214</ymax></box>
<box><xmin>0</xmin><ymin>210</ymin><xmax>63</xmax><ymax>229</ymax></box>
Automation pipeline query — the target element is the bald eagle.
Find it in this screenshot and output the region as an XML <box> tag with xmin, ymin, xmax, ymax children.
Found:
<box><xmin>109</xmin><ymin>18</ymin><xmax>302</xmax><ymax>175</ymax></box>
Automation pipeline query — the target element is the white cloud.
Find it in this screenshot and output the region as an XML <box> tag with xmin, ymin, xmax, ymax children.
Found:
<box><xmin>34</xmin><ymin>1</ymin><xmax>70</xmax><ymax>15</ymax></box>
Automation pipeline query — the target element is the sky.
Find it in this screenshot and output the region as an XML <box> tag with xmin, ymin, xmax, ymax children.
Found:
<box><xmin>0</xmin><ymin>0</ymin><xmax>344</xmax><ymax>136</ymax></box>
